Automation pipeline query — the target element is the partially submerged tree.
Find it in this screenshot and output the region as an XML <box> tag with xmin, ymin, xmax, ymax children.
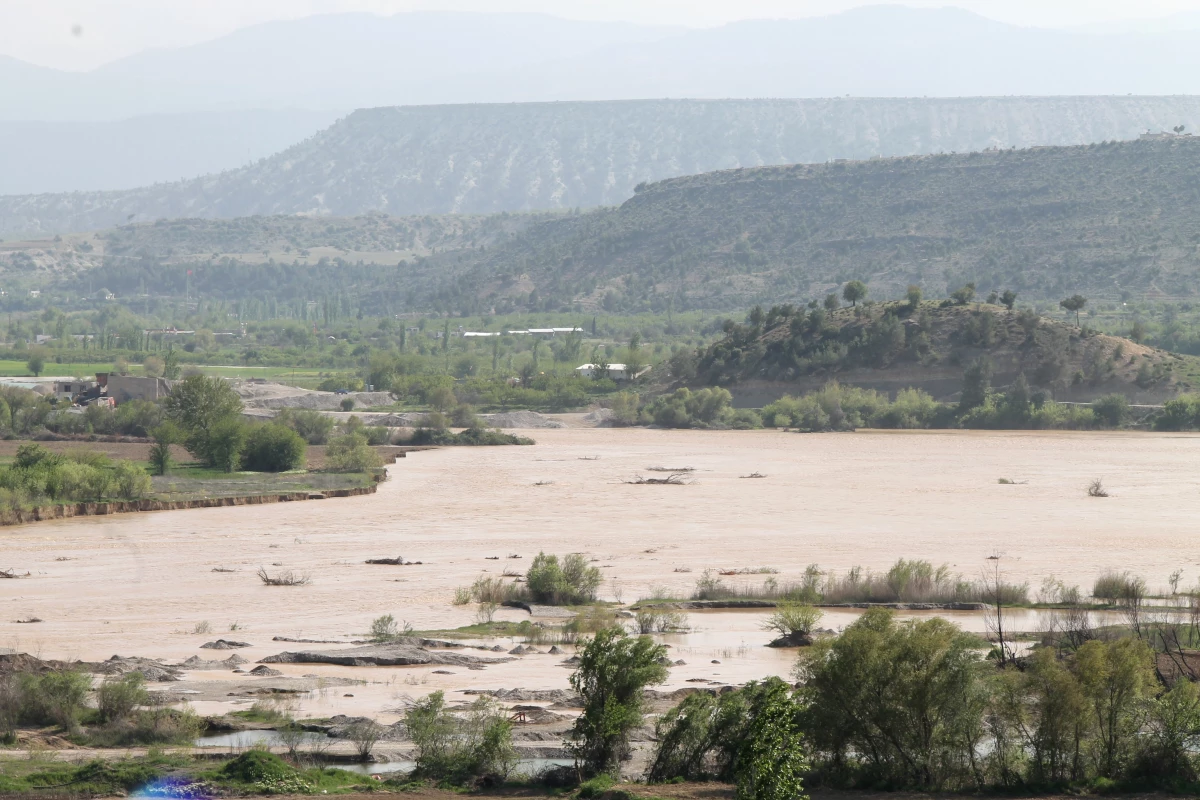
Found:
<box><xmin>569</xmin><ymin>627</ymin><xmax>669</xmax><ymax>777</ymax></box>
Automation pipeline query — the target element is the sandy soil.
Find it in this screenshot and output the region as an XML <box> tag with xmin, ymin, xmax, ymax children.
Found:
<box><xmin>0</xmin><ymin>428</ymin><xmax>1197</xmax><ymax>726</ymax></box>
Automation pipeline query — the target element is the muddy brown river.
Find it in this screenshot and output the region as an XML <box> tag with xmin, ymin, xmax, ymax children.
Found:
<box><xmin>1</xmin><ymin>428</ymin><xmax>1197</xmax><ymax>722</ymax></box>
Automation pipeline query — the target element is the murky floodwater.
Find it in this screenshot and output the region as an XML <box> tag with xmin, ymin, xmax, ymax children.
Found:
<box><xmin>1</xmin><ymin>428</ymin><xmax>1196</xmax><ymax>719</ymax></box>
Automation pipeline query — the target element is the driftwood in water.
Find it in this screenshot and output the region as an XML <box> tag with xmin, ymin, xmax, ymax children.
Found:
<box><xmin>627</xmin><ymin>473</ymin><xmax>690</xmax><ymax>485</ymax></box>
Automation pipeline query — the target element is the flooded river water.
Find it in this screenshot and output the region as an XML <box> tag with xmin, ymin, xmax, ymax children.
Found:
<box><xmin>1</xmin><ymin>428</ymin><xmax>1197</xmax><ymax>720</ymax></box>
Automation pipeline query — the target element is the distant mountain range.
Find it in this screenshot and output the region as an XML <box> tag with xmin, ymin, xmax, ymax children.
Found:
<box><xmin>11</xmin><ymin>7</ymin><xmax>1200</xmax><ymax>123</ymax></box>
<box><xmin>5</xmin><ymin>96</ymin><xmax>1200</xmax><ymax>236</ymax></box>
<box><xmin>0</xmin><ymin>110</ymin><xmax>342</xmax><ymax>195</ymax></box>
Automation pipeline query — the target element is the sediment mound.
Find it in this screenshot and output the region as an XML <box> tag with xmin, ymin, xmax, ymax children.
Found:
<box><xmin>200</xmin><ymin>639</ymin><xmax>252</xmax><ymax>650</ymax></box>
<box><xmin>259</xmin><ymin>643</ymin><xmax>510</xmax><ymax>668</ymax></box>
<box><xmin>180</xmin><ymin>655</ymin><xmax>249</xmax><ymax>670</ymax></box>
<box><xmin>483</xmin><ymin>411</ymin><xmax>566</xmax><ymax>429</ymax></box>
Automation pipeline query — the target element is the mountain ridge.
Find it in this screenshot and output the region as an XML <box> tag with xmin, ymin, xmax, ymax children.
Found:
<box><xmin>7</xmin><ymin>96</ymin><xmax>1200</xmax><ymax>235</ymax></box>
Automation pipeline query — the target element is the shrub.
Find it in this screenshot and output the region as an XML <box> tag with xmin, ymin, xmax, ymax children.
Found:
<box><xmin>18</xmin><ymin>669</ymin><xmax>91</xmax><ymax>728</ymax></box>
<box><xmin>1092</xmin><ymin>394</ymin><xmax>1131</xmax><ymax>427</ymax></box>
<box><xmin>526</xmin><ymin>552</ymin><xmax>602</xmax><ymax>605</ymax></box>
<box><xmin>762</xmin><ymin>603</ymin><xmax>822</xmax><ymax>639</ymax></box>
<box><xmin>1092</xmin><ymin>571</ymin><xmax>1145</xmax><ymax>602</ymax></box>
<box><xmin>369</xmin><ymin>614</ymin><xmax>399</xmax><ymax>642</ymax></box>
<box><xmin>222</xmin><ymin>750</ymin><xmax>297</xmax><ymax>783</ymax></box>
<box><xmin>112</xmin><ymin>461</ymin><xmax>152</xmax><ymax>501</ymax></box>
<box><xmin>365</xmin><ymin>425</ymin><xmax>391</xmax><ymax>446</ymax></box>
<box><xmin>277</xmin><ymin>408</ymin><xmax>334</xmax><ymax>445</ymax></box>
<box><xmin>97</xmin><ymin>673</ymin><xmax>148</xmax><ymax>723</ymax></box>
<box><xmin>406</xmin><ymin>691</ymin><xmax>516</xmax><ymax>781</ymax></box>
<box><xmin>241</xmin><ymin>424</ymin><xmax>307</xmax><ymax>472</ymax></box>
<box><xmin>325</xmin><ymin>432</ymin><xmax>383</xmax><ymax>473</ymax></box>
<box><xmin>346</xmin><ymin>719</ymin><xmax>384</xmax><ymax>761</ymax></box>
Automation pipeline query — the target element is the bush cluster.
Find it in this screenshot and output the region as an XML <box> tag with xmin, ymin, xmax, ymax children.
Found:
<box><xmin>651</xmin><ymin>608</ymin><xmax>1200</xmax><ymax>792</ymax></box>
<box><xmin>0</xmin><ymin>444</ymin><xmax>152</xmax><ymax>509</ymax></box>
<box><xmin>405</xmin><ymin>691</ymin><xmax>516</xmax><ymax>782</ymax></box>
<box><xmin>526</xmin><ymin>552</ymin><xmax>603</xmax><ymax>605</ymax></box>
<box><xmin>643</xmin><ymin>387</ymin><xmax>761</xmax><ymax>429</ymax></box>
<box><xmin>163</xmin><ymin>376</ymin><xmax>307</xmax><ymax>473</ymax></box>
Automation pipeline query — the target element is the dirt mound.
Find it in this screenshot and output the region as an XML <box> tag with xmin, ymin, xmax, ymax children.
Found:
<box><xmin>249</xmin><ymin>665</ymin><xmax>283</xmax><ymax>677</ymax></box>
<box><xmin>483</xmin><ymin>411</ymin><xmax>566</xmax><ymax>429</ymax></box>
<box><xmin>259</xmin><ymin>643</ymin><xmax>511</xmax><ymax>668</ymax></box>
<box><xmin>581</xmin><ymin>408</ymin><xmax>614</xmax><ymax>426</ymax></box>
<box><xmin>180</xmin><ymin>655</ymin><xmax>248</xmax><ymax>670</ymax></box>
<box><xmin>91</xmin><ymin>655</ymin><xmax>183</xmax><ymax>682</ymax></box>
<box><xmin>0</xmin><ymin>653</ymin><xmax>57</xmax><ymax>674</ymax></box>
<box><xmin>233</xmin><ymin>381</ymin><xmax>393</xmax><ymax>411</ymax></box>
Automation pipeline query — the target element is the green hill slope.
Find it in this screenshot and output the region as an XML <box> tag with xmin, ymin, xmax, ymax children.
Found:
<box><xmin>689</xmin><ymin>301</ymin><xmax>1195</xmax><ymax>405</ymax></box>
<box><xmin>446</xmin><ymin>138</ymin><xmax>1200</xmax><ymax>313</ymax></box>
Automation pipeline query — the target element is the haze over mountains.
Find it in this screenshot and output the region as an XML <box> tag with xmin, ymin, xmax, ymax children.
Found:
<box><xmin>6</xmin><ymin>96</ymin><xmax>1200</xmax><ymax>236</ymax></box>
<box><xmin>11</xmin><ymin>7</ymin><xmax>1200</xmax><ymax>123</ymax></box>
<box><xmin>7</xmin><ymin>6</ymin><xmax>1200</xmax><ymax>199</ymax></box>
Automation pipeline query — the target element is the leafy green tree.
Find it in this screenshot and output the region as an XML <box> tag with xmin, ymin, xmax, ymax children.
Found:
<box><xmin>842</xmin><ymin>281</ymin><xmax>867</xmax><ymax>307</ymax></box>
<box><xmin>569</xmin><ymin>627</ymin><xmax>669</xmax><ymax>777</ymax></box>
<box><xmin>950</xmin><ymin>283</ymin><xmax>977</xmax><ymax>305</ymax></box>
<box><xmin>148</xmin><ymin>422</ymin><xmax>180</xmax><ymax>476</ymax></box>
<box><xmin>736</xmin><ymin>688</ymin><xmax>809</xmax><ymax>800</ymax></box>
<box><xmin>796</xmin><ymin>608</ymin><xmax>988</xmax><ymax>789</ymax></box>
<box><xmin>1075</xmin><ymin>637</ymin><xmax>1156</xmax><ymax>777</ymax></box>
<box><xmin>906</xmin><ymin>285</ymin><xmax>923</xmax><ymax>311</ymax></box>
<box><xmin>1000</xmin><ymin>290</ymin><xmax>1018</xmax><ymax>311</ymax></box>
<box><xmin>1060</xmin><ymin>295</ymin><xmax>1088</xmax><ymax>326</ymax></box>
<box><xmin>25</xmin><ymin>351</ymin><xmax>45</xmax><ymax>378</ymax></box>
<box><xmin>163</xmin><ymin>375</ymin><xmax>244</xmax><ymax>468</ymax></box>
<box><xmin>163</xmin><ymin>347</ymin><xmax>181</xmax><ymax>380</ymax></box>
<box><xmin>958</xmin><ymin>358</ymin><xmax>992</xmax><ymax>413</ymax></box>
<box><xmin>206</xmin><ymin>418</ymin><xmax>247</xmax><ymax>473</ymax></box>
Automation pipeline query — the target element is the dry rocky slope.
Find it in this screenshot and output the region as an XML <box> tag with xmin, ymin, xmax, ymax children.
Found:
<box><xmin>7</xmin><ymin>97</ymin><xmax>1200</xmax><ymax>235</ymax></box>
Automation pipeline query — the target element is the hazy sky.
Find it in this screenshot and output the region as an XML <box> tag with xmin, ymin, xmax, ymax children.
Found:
<box><xmin>7</xmin><ymin>0</ymin><xmax>1200</xmax><ymax>70</ymax></box>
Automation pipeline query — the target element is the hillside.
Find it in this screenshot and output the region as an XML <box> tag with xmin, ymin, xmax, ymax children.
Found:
<box><xmin>8</xmin><ymin>96</ymin><xmax>1200</xmax><ymax>235</ymax></box>
<box><xmin>437</xmin><ymin>138</ymin><xmax>1200</xmax><ymax>314</ymax></box>
<box><xmin>692</xmin><ymin>301</ymin><xmax>1195</xmax><ymax>405</ymax></box>
<box><xmin>0</xmin><ymin>213</ymin><xmax>556</xmax><ymax>306</ymax></box>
